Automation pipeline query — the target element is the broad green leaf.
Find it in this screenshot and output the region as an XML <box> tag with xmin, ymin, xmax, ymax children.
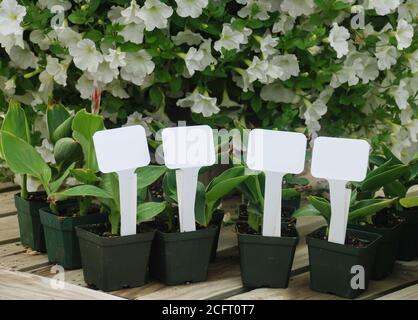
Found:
<box><xmin>54</xmin><ymin>137</ymin><xmax>83</xmax><ymax>165</ymax></box>
<box><xmin>54</xmin><ymin>185</ymin><xmax>113</xmax><ymax>199</ymax></box>
<box><xmin>206</xmin><ymin>165</ymin><xmax>246</xmax><ymax>190</ymax></box>
<box><xmin>50</xmin><ymin>162</ymin><xmax>75</xmax><ymax>193</ymax></box>
<box><xmin>194</xmin><ymin>182</ymin><xmax>207</xmax><ymax>226</ymax></box>
<box><xmin>162</xmin><ymin>169</ymin><xmax>177</xmax><ymax>202</ymax></box>
<box><xmin>307</xmin><ymin>196</ymin><xmax>331</xmax><ymax>224</ymax></box>
<box><xmin>361</xmin><ymin>164</ymin><xmax>408</xmax><ymax>192</ymax></box>
<box><xmin>51</xmin><ymin>115</ymin><xmax>74</xmax><ymax>143</ymax></box>
<box><xmin>136</xmin><ymin>165</ymin><xmax>167</xmax><ymax>189</ymax></box>
<box><xmin>137</xmin><ymin>202</ymin><xmax>166</xmax><ymax>224</ymax></box>
<box><xmin>383</xmin><ymin>181</ymin><xmax>407</xmax><ymax>198</ymax></box>
<box><xmin>72</xmin><ymin>109</ymin><xmax>105</xmax><ymax>172</ymax></box>
<box><xmin>399</xmin><ymin>196</ymin><xmax>418</xmax><ymax>208</ymax></box>
<box><xmin>348</xmin><ymin>198</ymin><xmax>396</xmax><ymax>222</ymax></box>
<box><xmin>0</xmin><ymin>131</ymin><xmax>51</xmax><ymax>188</ymax></box>
<box><xmin>47</xmin><ymin>103</ymin><xmax>70</xmax><ymax>142</ymax></box>
<box><xmin>293</xmin><ymin>204</ymin><xmax>322</xmax><ymax>218</ymax></box>
<box><xmin>70</xmin><ymin>168</ymin><xmax>100</xmax><ymax>184</ymax></box>
<box><xmin>1</xmin><ymin>99</ymin><xmax>31</xmax><ymax>143</ymax></box>
<box><xmin>382</xmin><ymin>144</ymin><xmax>403</xmax><ymax>165</ymax></box>
<box><xmin>283</xmin><ymin>188</ymin><xmax>300</xmax><ymax>200</ymax></box>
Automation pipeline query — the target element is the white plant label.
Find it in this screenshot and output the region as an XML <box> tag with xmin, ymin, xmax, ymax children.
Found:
<box><xmin>162</xmin><ymin>125</ymin><xmax>216</xmax><ymax>232</ymax></box>
<box><xmin>93</xmin><ymin>125</ymin><xmax>150</xmax><ymax>236</ymax></box>
<box><xmin>246</xmin><ymin>129</ymin><xmax>307</xmax><ymax>237</ymax></box>
<box><xmin>311</xmin><ymin>137</ymin><xmax>370</xmax><ymax>245</ymax></box>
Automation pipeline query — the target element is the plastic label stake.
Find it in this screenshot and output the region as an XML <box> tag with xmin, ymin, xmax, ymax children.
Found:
<box><xmin>93</xmin><ymin>125</ymin><xmax>150</xmax><ymax>236</ymax></box>
<box><xmin>311</xmin><ymin>137</ymin><xmax>370</xmax><ymax>245</ymax></box>
<box><xmin>246</xmin><ymin>129</ymin><xmax>307</xmax><ymax>237</ymax></box>
<box><xmin>162</xmin><ymin>125</ymin><xmax>216</xmax><ymax>232</ymax></box>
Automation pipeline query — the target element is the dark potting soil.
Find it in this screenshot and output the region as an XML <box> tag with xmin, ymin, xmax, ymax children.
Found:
<box><xmin>26</xmin><ymin>192</ymin><xmax>47</xmax><ymax>202</ymax></box>
<box><xmin>81</xmin><ymin>222</ymin><xmax>154</xmax><ymax>238</ymax></box>
<box><xmin>310</xmin><ymin>228</ymin><xmax>371</xmax><ymax>248</ymax></box>
<box><xmin>371</xmin><ymin>208</ymin><xmax>404</xmax><ymax>228</ymax></box>
<box><xmin>236</xmin><ymin>204</ymin><xmax>297</xmax><ymax>237</ymax></box>
<box><xmin>55</xmin><ymin>205</ymin><xmax>101</xmax><ymax>218</ymax></box>
<box><xmin>149</xmin><ymin>178</ymin><xmax>164</xmax><ymax>201</ymax></box>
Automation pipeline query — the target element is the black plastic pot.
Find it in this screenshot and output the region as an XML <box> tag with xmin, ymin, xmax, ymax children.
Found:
<box><xmin>149</xmin><ymin>227</ymin><xmax>217</xmax><ymax>285</ymax></box>
<box><xmin>14</xmin><ymin>193</ymin><xmax>48</xmax><ymax>252</ymax></box>
<box><xmin>397</xmin><ymin>207</ymin><xmax>418</xmax><ymax>261</ymax></box>
<box><xmin>238</xmin><ymin>224</ymin><xmax>299</xmax><ymax>288</ymax></box>
<box><xmin>349</xmin><ymin>222</ymin><xmax>403</xmax><ymax>280</ymax></box>
<box><xmin>76</xmin><ymin>224</ymin><xmax>155</xmax><ymax>292</ymax></box>
<box><xmin>40</xmin><ymin>207</ymin><xmax>108</xmax><ymax>269</ymax></box>
<box><xmin>210</xmin><ymin>210</ymin><xmax>224</xmax><ymax>261</ymax></box>
<box><xmin>307</xmin><ymin>226</ymin><xmax>381</xmax><ymax>299</ymax></box>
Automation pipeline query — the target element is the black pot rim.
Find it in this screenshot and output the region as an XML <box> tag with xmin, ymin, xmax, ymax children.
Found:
<box><xmin>155</xmin><ymin>226</ymin><xmax>217</xmax><ymax>242</ymax></box>
<box><xmin>238</xmin><ymin>232</ymin><xmax>299</xmax><ymax>246</ymax></box>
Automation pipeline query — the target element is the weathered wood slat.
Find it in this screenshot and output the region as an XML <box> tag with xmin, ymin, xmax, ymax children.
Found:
<box><xmin>0</xmin><ymin>269</ymin><xmax>124</xmax><ymax>300</ymax></box>
<box><xmin>0</xmin><ymin>215</ymin><xmax>20</xmax><ymax>244</ymax></box>
<box><xmin>0</xmin><ymin>190</ymin><xmax>17</xmax><ymax>217</ymax></box>
<box><xmin>228</xmin><ymin>260</ymin><xmax>418</xmax><ymax>300</ymax></box>
<box><xmin>377</xmin><ymin>283</ymin><xmax>418</xmax><ymax>300</ymax></box>
<box><xmin>0</xmin><ymin>242</ymin><xmax>49</xmax><ymax>272</ymax></box>
<box><xmin>0</xmin><ymin>182</ymin><xmax>19</xmax><ymax>193</ymax></box>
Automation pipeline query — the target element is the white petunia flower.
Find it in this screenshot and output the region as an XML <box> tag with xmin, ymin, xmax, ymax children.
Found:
<box><xmin>375</xmin><ymin>44</ymin><xmax>399</xmax><ymax>70</ymax></box>
<box><xmin>409</xmin><ymin>50</ymin><xmax>418</xmax><ymax>74</ymax></box>
<box><xmin>35</xmin><ymin>139</ymin><xmax>56</xmax><ymax>164</ymax></box>
<box><xmin>55</xmin><ymin>26</ymin><xmax>82</xmax><ymax>49</ymax></box>
<box><xmin>391</xmin><ymin>79</ymin><xmax>410</xmax><ymax>110</ymax></box>
<box><xmin>14</xmin><ymin>175</ymin><xmax>42</xmax><ymax>192</ymax></box>
<box><xmin>172</xmin><ymin>29</ymin><xmax>204</xmax><ymax>46</ymax></box>
<box><xmin>38</xmin><ymin>71</ymin><xmax>54</xmax><ymax>102</ymax></box>
<box><xmin>232</xmin><ymin>69</ymin><xmax>254</xmax><ymax>92</ymax></box>
<box><xmin>76</xmin><ymin>73</ymin><xmax>95</xmax><ymax>99</ymax></box>
<box><xmin>0</xmin><ymin>32</ymin><xmax>24</xmax><ymax>53</ymax></box>
<box><xmin>9</xmin><ymin>45</ymin><xmax>38</xmax><ymax>70</ymax></box>
<box><xmin>329</xmin><ymin>23</ymin><xmax>350</xmax><ymax>58</ymax></box>
<box><xmin>108</xmin><ymin>5</ymin><xmax>124</xmax><ymax>23</ymax></box>
<box><xmin>280</xmin><ymin>0</ymin><xmax>315</xmax><ymax>18</ymax></box>
<box><xmin>257</xmin><ymin>34</ymin><xmax>279</xmax><ymax>58</ymax></box>
<box><xmin>119</xmin><ymin>23</ymin><xmax>145</xmax><ymax>44</ymax></box>
<box><xmin>398</xmin><ymin>0</ymin><xmax>418</xmax><ymax>22</ymax></box>
<box><xmin>123</xmin><ymin>111</ymin><xmax>152</xmax><ymax>136</ymax></box>
<box><xmin>0</xmin><ymin>0</ymin><xmax>26</xmax><ymax>36</ymax></box>
<box><xmin>121</xmin><ymin>0</ymin><xmax>143</xmax><ymax>24</ymax></box>
<box><xmin>30</xmin><ymin>30</ymin><xmax>52</xmax><ymax>51</ymax></box>
<box><xmin>45</xmin><ymin>56</ymin><xmax>69</xmax><ymax>86</ymax></box>
<box><xmin>90</xmin><ymin>62</ymin><xmax>119</xmax><ymax>84</ymax></box>
<box><xmin>177</xmin><ymin>90</ymin><xmax>220</xmax><ymax>117</ymax></box>
<box><xmin>219</xmin><ymin>89</ymin><xmax>243</xmax><ymax>108</ymax></box>
<box><xmin>214</xmin><ymin>24</ymin><xmax>252</xmax><ymax>52</ymax></box>
<box><xmin>238</xmin><ymin>0</ymin><xmax>271</xmax><ymax>20</ymax></box>
<box><xmin>368</xmin><ymin>0</ymin><xmax>400</xmax><ymax>15</ymax></box>
<box><xmin>69</xmin><ymin>39</ymin><xmax>103</xmax><ymax>73</ymax></box>
<box><xmin>104</xmin><ymin>48</ymin><xmax>127</xmax><ymax>69</ymax></box>
<box><xmin>106</xmin><ymin>79</ymin><xmax>130</xmax><ymax>99</ymax></box>
<box><xmin>330</xmin><ymin>65</ymin><xmax>359</xmax><ymax>88</ymax></box>
<box><xmin>175</xmin><ymin>0</ymin><xmax>208</xmax><ymax>18</ymax></box>
<box><xmin>120</xmin><ymin>50</ymin><xmax>155</xmax><ymax>86</ymax></box>
<box><xmin>269</xmin><ymin>54</ymin><xmax>300</xmax><ymax>81</ymax></box>
<box><xmin>246</xmin><ymin>56</ymin><xmax>270</xmax><ymax>83</ymax></box>
<box><xmin>260</xmin><ymin>82</ymin><xmax>297</xmax><ymax>103</ymax></box>
<box><xmin>272</xmin><ymin>14</ymin><xmax>295</xmax><ymax>34</ymax></box>
<box><xmin>396</xmin><ymin>19</ymin><xmax>413</xmax><ymax>50</ymax></box>
<box><xmin>138</xmin><ymin>0</ymin><xmax>173</xmax><ymax>31</ymax></box>
<box><xmin>38</xmin><ymin>0</ymin><xmax>72</xmax><ymax>11</ymax></box>
<box><xmin>184</xmin><ymin>40</ymin><xmax>216</xmax><ymax>76</ymax></box>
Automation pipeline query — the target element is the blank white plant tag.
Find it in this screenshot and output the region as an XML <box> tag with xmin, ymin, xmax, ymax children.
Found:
<box><xmin>311</xmin><ymin>137</ymin><xmax>370</xmax><ymax>245</ymax></box>
<box><xmin>162</xmin><ymin>125</ymin><xmax>215</xmax><ymax>232</ymax></box>
<box><xmin>93</xmin><ymin>125</ymin><xmax>150</xmax><ymax>236</ymax></box>
<box><xmin>246</xmin><ymin>129</ymin><xmax>307</xmax><ymax>237</ymax></box>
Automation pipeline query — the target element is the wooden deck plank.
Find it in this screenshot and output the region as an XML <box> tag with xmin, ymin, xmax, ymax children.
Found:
<box><xmin>0</xmin><ymin>269</ymin><xmax>123</xmax><ymax>300</ymax></box>
<box><xmin>0</xmin><ymin>242</ymin><xmax>49</xmax><ymax>272</ymax></box>
<box><xmin>0</xmin><ymin>190</ymin><xmax>17</xmax><ymax>217</ymax></box>
<box><xmin>0</xmin><ymin>182</ymin><xmax>19</xmax><ymax>192</ymax></box>
<box><xmin>0</xmin><ymin>214</ymin><xmax>20</xmax><ymax>244</ymax></box>
<box><xmin>228</xmin><ymin>260</ymin><xmax>418</xmax><ymax>300</ymax></box>
<box><xmin>377</xmin><ymin>283</ymin><xmax>418</xmax><ymax>300</ymax></box>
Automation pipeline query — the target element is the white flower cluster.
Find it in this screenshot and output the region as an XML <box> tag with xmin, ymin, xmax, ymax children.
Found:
<box><xmin>0</xmin><ymin>0</ymin><xmax>417</xmax><ymax>162</ymax></box>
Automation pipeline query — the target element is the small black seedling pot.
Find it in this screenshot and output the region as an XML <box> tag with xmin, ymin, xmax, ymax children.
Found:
<box><xmin>238</xmin><ymin>223</ymin><xmax>299</xmax><ymax>288</ymax></box>
<box><xmin>307</xmin><ymin>226</ymin><xmax>381</xmax><ymax>299</ymax></box>
<box><xmin>40</xmin><ymin>206</ymin><xmax>108</xmax><ymax>269</ymax></box>
<box><xmin>349</xmin><ymin>221</ymin><xmax>403</xmax><ymax>280</ymax></box>
<box><xmin>210</xmin><ymin>209</ymin><xmax>224</xmax><ymax>261</ymax></box>
<box><xmin>149</xmin><ymin>226</ymin><xmax>217</xmax><ymax>285</ymax></box>
<box><xmin>76</xmin><ymin>223</ymin><xmax>155</xmax><ymax>292</ymax></box>
<box><xmin>397</xmin><ymin>208</ymin><xmax>418</xmax><ymax>261</ymax></box>
<box><xmin>14</xmin><ymin>193</ymin><xmax>48</xmax><ymax>252</ymax></box>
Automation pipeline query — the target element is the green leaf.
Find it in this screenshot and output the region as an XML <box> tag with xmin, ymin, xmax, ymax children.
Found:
<box><xmin>54</xmin><ymin>137</ymin><xmax>83</xmax><ymax>165</ymax></box>
<box><xmin>382</xmin><ymin>144</ymin><xmax>403</xmax><ymax>165</ymax></box>
<box><xmin>0</xmin><ymin>131</ymin><xmax>51</xmax><ymax>188</ymax></box>
<box><xmin>348</xmin><ymin>198</ymin><xmax>396</xmax><ymax>222</ymax></box>
<box><xmin>136</xmin><ymin>165</ymin><xmax>167</xmax><ymax>189</ymax></box>
<box><xmin>51</xmin><ymin>115</ymin><xmax>74</xmax><ymax>143</ymax></box>
<box><xmin>70</xmin><ymin>168</ymin><xmax>100</xmax><ymax>184</ymax></box>
<box><xmin>307</xmin><ymin>196</ymin><xmax>331</xmax><ymax>224</ymax></box>
<box><xmin>137</xmin><ymin>202</ymin><xmax>166</xmax><ymax>224</ymax></box>
<box><xmin>47</xmin><ymin>103</ymin><xmax>70</xmax><ymax>142</ymax></box>
<box><xmin>54</xmin><ymin>185</ymin><xmax>113</xmax><ymax>199</ymax></box>
<box><xmin>1</xmin><ymin>99</ymin><xmax>31</xmax><ymax>143</ymax></box>
<box><xmin>88</xmin><ymin>0</ymin><xmax>101</xmax><ymax>14</ymax></box>
<box><xmin>207</xmin><ymin>165</ymin><xmax>246</xmax><ymax>190</ymax></box>
<box><xmin>50</xmin><ymin>162</ymin><xmax>75</xmax><ymax>193</ymax></box>
<box><xmin>293</xmin><ymin>204</ymin><xmax>322</xmax><ymax>218</ymax></box>
<box><xmin>399</xmin><ymin>196</ymin><xmax>418</xmax><ymax>208</ymax></box>
<box><xmin>72</xmin><ymin>109</ymin><xmax>105</xmax><ymax>172</ymax></box>
<box><xmin>194</xmin><ymin>182</ymin><xmax>207</xmax><ymax>226</ymax></box>
<box><xmin>383</xmin><ymin>181</ymin><xmax>407</xmax><ymax>198</ymax></box>
<box><xmin>282</xmin><ymin>188</ymin><xmax>301</xmax><ymax>200</ymax></box>
<box><xmin>361</xmin><ymin>164</ymin><xmax>409</xmax><ymax>192</ymax></box>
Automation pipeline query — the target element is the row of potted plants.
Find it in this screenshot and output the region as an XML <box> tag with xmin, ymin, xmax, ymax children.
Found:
<box><xmin>1</xmin><ymin>100</ymin><xmax>417</xmax><ymax>298</ymax></box>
